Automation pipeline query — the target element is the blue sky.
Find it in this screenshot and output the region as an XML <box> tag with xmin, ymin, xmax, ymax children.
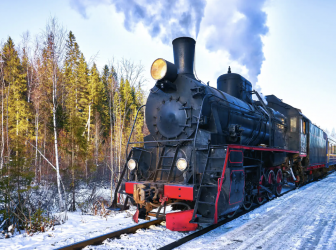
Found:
<box><xmin>0</xmin><ymin>0</ymin><xmax>335</xmax><ymax>132</ymax></box>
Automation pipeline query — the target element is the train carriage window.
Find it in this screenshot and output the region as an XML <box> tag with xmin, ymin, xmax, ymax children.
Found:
<box><xmin>290</xmin><ymin>117</ymin><xmax>297</xmax><ymax>132</ymax></box>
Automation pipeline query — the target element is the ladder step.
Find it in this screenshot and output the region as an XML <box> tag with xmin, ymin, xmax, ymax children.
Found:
<box><xmin>156</xmin><ymin>169</ymin><xmax>170</xmax><ymax>171</ymax></box>
<box><xmin>197</xmin><ymin>201</ymin><xmax>216</xmax><ymax>205</ymax></box>
<box><xmin>161</xmin><ymin>156</ymin><xmax>174</xmax><ymax>158</ymax></box>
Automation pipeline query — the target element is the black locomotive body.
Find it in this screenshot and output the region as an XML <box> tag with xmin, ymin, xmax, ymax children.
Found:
<box><xmin>111</xmin><ymin>37</ymin><xmax>335</xmax><ymax>231</ymax></box>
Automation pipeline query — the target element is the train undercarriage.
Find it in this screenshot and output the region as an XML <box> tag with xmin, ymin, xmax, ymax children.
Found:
<box><xmin>111</xmin><ymin>144</ymin><xmax>333</xmax><ymax>231</ymax></box>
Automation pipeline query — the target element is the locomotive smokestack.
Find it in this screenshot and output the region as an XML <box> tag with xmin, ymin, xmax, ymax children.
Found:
<box><xmin>172</xmin><ymin>37</ymin><xmax>195</xmax><ymax>77</ymax></box>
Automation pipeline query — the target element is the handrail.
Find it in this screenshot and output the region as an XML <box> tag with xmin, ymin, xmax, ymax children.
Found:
<box><xmin>125</xmin><ymin>105</ymin><xmax>146</xmax><ymax>158</ymax></box>
<box><xmin>110</xmin><ymin>105</ymin><xmax>146</xmax><ymax>210</ymax></box>
<box><xmin>252</xmin><ymin>91</ymin><xmax>272</xmax><ymax>147</ymax></box>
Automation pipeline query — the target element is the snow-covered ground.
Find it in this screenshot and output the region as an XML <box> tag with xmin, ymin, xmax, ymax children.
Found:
<box><xmin>0</xmin><ymin>208</ymin><xmax>141</xmax><ymax>250</ymax></box>
<box><xmin>179</xmin><ymin>172</ymin><xmax>336</xmax><ymax>250</ymax></box>
<box><xmin>1</xmin><ymin>173</ymin><xmax>336</xmax><ymax>250</ymax></box>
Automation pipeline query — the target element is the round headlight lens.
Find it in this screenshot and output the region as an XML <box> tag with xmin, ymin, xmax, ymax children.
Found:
<box><xmin>150</xmin><ymin>58</ymin><xmax>167</xmax><ymax>80</ymax></box>
<box><xmin>176</xmin><ymin>158</ymin><xmax>188</xmax><ymax>171</ymax></box>
<box><xmin>127</xmin><ymin>159</ymin><xmax>137</xmax><ymax>171</ymax></box>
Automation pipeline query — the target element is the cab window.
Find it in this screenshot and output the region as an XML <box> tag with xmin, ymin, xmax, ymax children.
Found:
<box><xmin>290</xmin><ymin>117</ymin><xmax>297</xmax><ymax>132</ymax></box>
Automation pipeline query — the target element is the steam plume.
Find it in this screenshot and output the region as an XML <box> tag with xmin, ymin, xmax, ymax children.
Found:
<box><xmin>70</xmin><ymin>0</ymin><xmax>268</xmax><ymax>87</ymax></box>
<box><xmin>70</xmin><ymin>0</ymin><xmax>206</xmax><ymax>43</ymax></box>
<box><xmin>203</xmin><ymin>0</ymin><xmax>268</xmax><ymax>85</ymax></box>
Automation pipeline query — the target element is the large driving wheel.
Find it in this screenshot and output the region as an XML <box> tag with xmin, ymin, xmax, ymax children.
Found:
<box><xmin>255</xmin><ymin>175</ymin><xmax>266</xmax><ymax>205</ymax></box>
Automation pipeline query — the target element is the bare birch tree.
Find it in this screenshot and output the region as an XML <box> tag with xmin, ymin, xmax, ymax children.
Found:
<box><xmin>41</xmin><ymin>17</ymin><xmax>67</xmax><ymax>211</ymax></box>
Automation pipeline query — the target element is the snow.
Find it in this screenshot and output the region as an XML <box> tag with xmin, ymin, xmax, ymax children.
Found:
<box><xmin>1</xmin><ymin>173</ymin><xmax>336</xmax><ymax>250</ymax></box>
<box><xmin>178</xmin><ymin>172</ymin><xmax>336</xmax><ymax>250</ymax></box>
<box><xmin>84</xmin><ymin>221</ymin><xmax>191</xmax><ymax>250</ymax></box>
<box><xmin>0</xmin><ymin>208</ymin><xmax>140</xmax><ymax>250</ymax></box>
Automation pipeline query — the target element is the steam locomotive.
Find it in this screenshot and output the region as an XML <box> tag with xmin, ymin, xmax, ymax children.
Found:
<box><xmin>110</xmin><ymin>37</ymin><xmax>336</xmax><ymax>231</ymax></box>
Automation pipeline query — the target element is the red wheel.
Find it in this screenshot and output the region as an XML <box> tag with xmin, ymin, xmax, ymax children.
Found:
<box><xmin>275</xmin><ymin>169</ymin><xmax>283</xmax><ymax>196</ymax></box>
<box><xmin>256</xmin><ymin>175</ymin><xmax>266</xmax><ymax>205</ymax></box>
<box><xmin>266</xmin><ymin>170</ymin><xmax>275</xmax><ymax>200</ymax></box>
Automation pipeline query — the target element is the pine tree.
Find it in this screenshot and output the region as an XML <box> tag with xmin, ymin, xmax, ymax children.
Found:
<box><xmin>2</xmin><ymin>37</ymin><xmax>31</xmax><ymax>146</ymax></box>
<box><xmin>64</xmin><ymin>31</ymin><xmax>82</xmax><ymax>211</ymax></box>
<box><xmin>102</xmin><ymin>65</ymin><xmax>118</xmax><ymax>197</ymax></box>
<box><xmin>87</xmin><ymin>63</ymin><xmax>109</xmax><ymax>168</ymax></box>
<box><xmin>132</xmin><ymin>83</ymin><xmax>145</xmax><ymax>146</ymax></box>
<box><xmin>0</xmin><ymin>37</ymin><xmax>33</xmax><ymax>229</ymax></box>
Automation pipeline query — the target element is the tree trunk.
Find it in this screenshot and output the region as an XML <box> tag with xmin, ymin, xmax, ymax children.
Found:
<box><xmin>0</xmin><ymin>66</ymin><xmax>4</xmax><ymax>170</ymax></box>
<box><xmin>35</xmin><ymin>108</ymin><xmax>39</xmax><ymax>182</ymax></box>
<box><xmin>53</xmin><ymin>71</ymin><xmax>64</xmax><ymax>211</ymax></box>
<box><xmin>95</xmin><ymin>111</ymin><xmax>98</xmax><ymax>167</ymax></box>
<box><xmin>71</xmin><ymin>131</ymin><xmax>75</xmax><ymax>211</ymax></box>
<box><xmin>109</xmin><ymin>86</ymin><xmax>114</xmax><ymax>198</ymax></box>
<box><xmin>86</xmin><ymin>103</ymin><xmax>91</xmax><ymax>180</ymax></box>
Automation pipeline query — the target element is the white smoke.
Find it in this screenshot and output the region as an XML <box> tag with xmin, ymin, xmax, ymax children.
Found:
<box><xmin>202</xmin><ymin>0</ymin><xmax>268</xmax><ymax>85</ymax></box>
<box><xmin>70</xmin><ymin>0</ymin><xmax>206</xmax><ymax>43</ymax></box>
<box><xmin>70</xmin><ymin>0</ymin><xmax>268</xmax><ymax>93</ymax></box>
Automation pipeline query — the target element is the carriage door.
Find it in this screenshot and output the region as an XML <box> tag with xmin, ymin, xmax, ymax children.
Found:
<box><xmin>301</xmin><ymin>118</ymin><xmax>307</xmax><ymax>154</ymax></box>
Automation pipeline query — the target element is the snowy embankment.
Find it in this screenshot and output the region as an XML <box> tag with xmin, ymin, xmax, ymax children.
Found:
<box><xmin>2</xmin><ymin>173</ymin><xmax>336</xmax><ymax>250</ymax></box>
<box><xmin>0</xmin><ymin>208</ymin><xmax>140</xmax><ymax>250</ymax></box>
<box><xmin>179</xmin><ymin>172</ymin><xmax>336</xmax><ymax>250</ymax></box>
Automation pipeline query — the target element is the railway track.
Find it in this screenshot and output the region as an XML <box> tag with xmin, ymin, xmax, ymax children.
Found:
<box><xmin>57</xmin><ymin>174</ymin><xmax>335</xmax><ymax>250</ymax></box>
<box><xmin>55</xmin><ymin>189</ymin><xmax>295</xmax><ymax>250</ymax></box>
<box><xmin>55</xmin><ymin>219</ymin><xmax>164</xmax><ymax>250</ymax></box>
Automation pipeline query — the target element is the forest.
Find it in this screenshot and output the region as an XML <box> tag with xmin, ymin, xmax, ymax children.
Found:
<box><xmin>0</xmin><ymin>18</ymin><xmax>147</xmax><ymax>232</ymax></box>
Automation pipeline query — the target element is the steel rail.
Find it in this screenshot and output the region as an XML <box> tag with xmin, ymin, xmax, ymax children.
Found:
<box><xmin>55</xmin><ymin>219</ymin><xmax>164</xmax><ymax>250</ymax></box>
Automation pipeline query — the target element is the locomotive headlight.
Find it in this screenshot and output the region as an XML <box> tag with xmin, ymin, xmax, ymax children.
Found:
<box><xmin>151</xmin><ymin>58</ymin><xmax>167</xmax><ymax>80</ymax></box>
<box><xmin>150</xmin><ymin>58</ymin><xmax>177</xmax><ymax>82</ymax></box>
<box><xmin>176</xmin><ymin>158</ymin><xmax>188</xmax><ymax>171</ymax></box>
<box><xmin>127</xmin><ymin>159</ymin><xmax>137</xmax><ymax>171</ymax></box>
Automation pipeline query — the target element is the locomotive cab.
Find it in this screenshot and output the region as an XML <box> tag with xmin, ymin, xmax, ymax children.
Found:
<box><xmin>265</xmin><ymin>95</ymin><xmax>308</xmax><ymax>155</ymax></box>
